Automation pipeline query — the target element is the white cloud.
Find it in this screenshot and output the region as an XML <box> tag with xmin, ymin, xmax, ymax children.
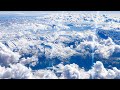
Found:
<box><xmin>10</xmin><ymin>63</ymin><xmax>33</xmax><ymax>79</ymax></box>
<box><xmin>0</xmin><ymin>60</ymin><xmax>120</xmax><ymax>79</ymax></box>
<box><xmin>0</xmin><ymin>11</ymin><xmax>120</xmax><ymax>79</ymax></box>
<box><xmin>0</xmin><ymin>42</ymin><xmax>20</xmax><ymax>66</ymax></box>
<box><xmin>57</xmin><ymin>63</ymin><xmax>90</xmax><ymax>79</ymax></box>
<box><xmin>33</xmin><ymin>70</ymin><xmax>58</xmax><ymax>79</ymax></box>
<box><xmin>89</xmin><ymin>61</ymin><xmax>108</xmax><ymax>79</ymax></box>
<box><xmin>88</xmin><ymin>61</ymin><xmax>120</xmax><ymax>79</ymax></box>
<box><xmin>47</xmin><ymin>43</ymin><xmax>77</xmax><ymax>59</ymax></box>
<box><xmin>20</xmin><ymin>56</ymin><xmax>38</xmax><ymax>67</ymax></box>
<box><xmin>95</xmin><ymin>37</ymin><xmax>120</xmax><ymax>59</ymax></box>
<box><xmin>0</xmin><ymin>63</ymin><xmax>33</xmax><ymax>79</ymax></box>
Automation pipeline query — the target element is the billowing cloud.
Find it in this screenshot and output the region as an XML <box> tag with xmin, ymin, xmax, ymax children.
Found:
<box><xmin>0</xmin><ymin>60</ymin><xmax>120</xmax><ymax>79</ymax></box>
<box><xmin>0</xmin><ymin>42</ymin><xmax>20</xmax><ymax>66</ymax></box>
<box><xmin>0</xmin><ymin>63</ymin><xmax>33</xmax><ymax>79</ymax></box>
<box><xmin>0</xmin><ymin>11</ymin><xmax>120</xmax><ymax>79</ymax></box>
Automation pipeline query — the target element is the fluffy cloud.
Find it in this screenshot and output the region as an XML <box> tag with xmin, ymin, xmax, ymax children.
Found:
<box><xmin>55</xmin><ymin>63</ymin><xmax>90</xmax><ymax>79</ymax></box>
<box><xmin>89</xmin><ymin>61</ymin><xmax>108</xmax><ymax>79</ymax></box>
<box><xmin>0</xmin><ymin>60</ymin><xmax>120</xmax><ymax>79</ymax></box>
<box><xmin>47</xmin><ymin>43</ymin><xmax>77</xmax><ymax>59</ymax></box>
<box><xmin>0</xmin><ymin>63</ymin><xmax>33</xmax><ymax>79</ymax></box>
<box><xmin>0</xmin><ymin>42</ymin><xmax>20</xmax><ymax>66</ymax></box>
<box><xmin>10</xmin><ymin>63</ymin><xmax>33</xmax><ymax>79</ymax></box>
<box><xmin>95</xmin><ymin>37</ymin><xmax>120</xmax><ymax>59</ymax></box>
<box><xmin>20</xmin><ymin>56</ymin><xmax>38</xmax><ymax>67</ymax></box>
<box><xmin>0</xmin><ymin>11</ymin><xmax>120</xmax><ymax>79</ymax></box>
<box><xmin>33</xmin><ymin>70</ymin><xmax>58</xmax><ymax>79</ymax></box>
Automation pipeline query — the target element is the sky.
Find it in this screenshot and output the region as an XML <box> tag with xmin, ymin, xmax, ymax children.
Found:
<box><xmin>0</xmin><ymin>11</ymin><xmax>119</xmax><ymax>16</ymax></box>
<box><xmin>0</xmin><ymin>11</ymin><xmax>95</xmax><ymax>17</ymax></box>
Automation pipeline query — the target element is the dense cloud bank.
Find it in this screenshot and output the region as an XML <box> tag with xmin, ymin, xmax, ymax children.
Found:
<box><xmin>0</xmin><ymin>12</ymin><xmax>120</xmax><ymax>79</ymax></box>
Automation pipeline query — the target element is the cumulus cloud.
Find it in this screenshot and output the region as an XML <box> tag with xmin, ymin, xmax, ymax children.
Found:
<box><xmin>1</xmin><ymin>12</ymin><xmax>119</xmax><ymax>61</ymax></box>
<box><xmin>10</xmin><ymin>63</ymin><xmax>33</xmax><ymax>79</ymax></box>
<box><xmin>20</xmin><ymin>56</ymin><xmax>38</xmax><ymax>67</ymax></box>
<box><xmin>0</xmin><ymin>11</ymin><xmax>120</xmax><ymax>79</ymax></box>
<box><xmin>0</xmin><ymin>42</ymin><xmax>20</xmax><ymax>66</ymax></box>
<box><xmin>0</xmin><ymin>60</ymin><xmax>120</xmax><ymax>79</ymax></box>
<box><xmin>55</xmin><ymin>63</ymin><xmax>90</xmax><ymax>79</ymax></box>
<box><xmin>88</xmin><ymin>61</ymin><xmax>120</xmax><ymax>79</ymax></box>
<box><xmin>47</xmin><ymin>43</ymin><xmax>77</xmax><ymax>59</ymax></box>
<box><xmin>33</xmin><ymin>70</ymin><xmax>58</xmax><ymax>79</ymax></box>
<box><xmin>89</xmin><ymin>61</ymin><xmax>108</xmax><ymax>79</ymax></box>
<box><xmin>94</xmin><ymin>37</ymin><xmax>120</xmax><ymax>59</ymax></box>
<box><xmin>0</xmin><ymin>63</ymin><xmax>33</xmax><ymax>79</ymax></box>
<box><xmin>49</xmin><ymin>61</ymin><xmax>120</xmax><ymax>79</ymax></box>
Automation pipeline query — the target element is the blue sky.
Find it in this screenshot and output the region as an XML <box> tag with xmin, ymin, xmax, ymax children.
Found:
<box><xmin>0</xmin><ymin>11</ymin><xmax>119</xmax><ymax>16</ymax></box>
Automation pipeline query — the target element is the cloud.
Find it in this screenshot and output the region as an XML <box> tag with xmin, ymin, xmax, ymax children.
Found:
<box><xmin>56</xmin><ymin>63</ymin><xmax>90</xmax><ymax>79</ymax></box>
<box><xmin>0</xmin><ymin>11</ymin><xmax>120</xmax><ymax>79</ymax></box>
<box><xmin>94</xmin><ymin>37</ymin><xmax>120</xmax><ymax>59</ymax></box>
<box><xmin>0</xmin><ymin>63</ymin><xmax>33</xmax><ymax>79</ymax></box>
<box><xmin>0</xmin><ymin>42</ymin><xmax>20</xmax><ymax>66</ymax></box>
<box><xmin>20</xmin><ymin>56</ymin><xmax>38</xmax><ymax>67</ymax></box>
<box><xmin>33</xmin><ymin>70</ymin><xmax>58</xmax><ymax>79</ymax></box>
<box><xmin>89</xmin><ymin>61</ymin><xmax>108</xmax><ymax>79</ymax></box>
<box><xmin>47</xmin><ymin>43</ymin><xmax>77</xmax><ymax>59</ymax></box>
<box><xmin>0</xmin><ymin>60</ymin><xmax>120</xmax><ymax>79</ymax></box>
<box><xmin>10</xmin><ymin>63</ymin><xmax>33</xmax><ymax>79</ymax></box>
<box><xmin>88</xmin><ymin>61</ymin><xmax>120</xmax><ymax>79</ymax></box>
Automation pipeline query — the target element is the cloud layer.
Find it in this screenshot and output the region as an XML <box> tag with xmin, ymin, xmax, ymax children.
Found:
<box><xmin>0</xmin><ymin>11</ymin><xmax>120</xmax><ymax>79</ymax></box>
